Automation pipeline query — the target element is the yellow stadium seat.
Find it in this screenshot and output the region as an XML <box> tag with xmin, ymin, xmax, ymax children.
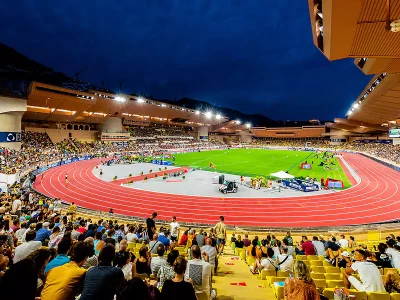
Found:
<box><xmin>246</xmin><ymin>256</ymin><xmax>256</xmax><ymax>266</ymax></box>
<box><xmin>136</xmin><ymin>273</ymin><xmax>148</xmax><ymax>280</ymax></box>
<box><xmin>302</xmin><ymin>260</ymin><xmax>311</xmax><ymax>267</ymax></box>
<box><xmin>385</xmin><ymin>268</ymin><xmax>398</xmax><ymax>275</ymax></box>
<box><xmin>367</xmin><ymin>292</ymin><xmax>390</xmax><ymax>300</ymax></box>
<box><xmin>326</xmin><ymin>279</ymin><xmax>345</xmax><ymax>288</ymax></box>
<box><xmin>313</xmin><ymin>279</ymin><xmax>327</xmax><ymax>289</ymax></box>
<box><xmin>239</xmin><ymin>250</ymin><xmax>246</xmax><ymax>261</ymax></box>
<box><xmin>310</xmin><ymin>273</ymin><xmax>325</xmax><ymax>280</ymax></box>
<box><xmin>234</xmin><ymin>247</ymin><xmax>239</xmax><ymax>255</ymax></box>
<box><xmin>323</xmin><ymin>260</ymin><xmax>334</xmax><ymax>267</ymax></box>
<box><xmin>273</xmin><ymin>285</ymin><xmax>285</xmax><ymax>300</ymax></box>
<box><xmin>348</xmin><ymin>290</ymin><xmax>367</xmax><ymax>300</ymax></box>
<box><xmin>325</xmin><ymin>266</ymin><xmax>341</xmax><ymax>274</ymax></box>
<box><xmin>391</xmin><ymin>293</ymin><xmax>400</xmax><ymax>300</ymax></box>
<box><xmin>195</xmin><ymin>291</ymin><xmax>209</xmax><ymax>300</ymax></box>
<box><xmin>277</xmin><ymin>271</ymin><xmax>289</xmax><ymax>277</ymax></box>
<box><xmin>307</xmin><ymin>255</ymin><xmax>319</xmax><ymax>261</ymax></box>
<box><xmin>310</xmin><ymin>260</ymin><xmax>323</xmax><ymax>267</ymax></box>
<box><xmin>325</xmin><ymin>273</ymin><xmax>341</xmax><ymax>280</ymax></box>
<box><xmin>259</xmin><ymin>269</ymin><xmax>276</xmax><ymax>280</ymax></box>
<box><xmin>379</xmin><ymin>268</ymin><xmax>384</xmax><ymax>275</ymax></box>
<box><xmin>296</xmin><ymin>255</ymin><xmax>307</xmax><ymax>261</ymax></box>
<box><xmin>312</xmin><ymin>266</ymin><xmax>326</xmax><ymax>273</ymax></box>
<box><xmin>322</xmin><ymin>288</ymin><xmax>335</xmax><ymax>299</ymax></box>
<box><xmin>318</xmin><ymin>256</ymin><xmax>325</xmax><ymax>261</ymax></box>
<box><xmin>269</xmin><ymin>277</ymin><xmax>287</xmax><ymax>287</ymax></box>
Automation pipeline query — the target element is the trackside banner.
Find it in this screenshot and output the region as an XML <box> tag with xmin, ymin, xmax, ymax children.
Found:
<box><xmin>32</xmin><ymin>155</ymin><xmax>94</xmax><ymax>175</ymax></box>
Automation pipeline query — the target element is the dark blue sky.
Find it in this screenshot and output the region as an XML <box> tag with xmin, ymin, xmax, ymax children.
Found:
<box><xmin>0</xmin><ymin>0</ymin><xmax>372</xmax><ymax>120</ymax></box>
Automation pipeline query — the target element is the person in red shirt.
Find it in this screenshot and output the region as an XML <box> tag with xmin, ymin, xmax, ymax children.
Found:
<box><xmin>300</xmin><ymin>236</ymin><xmax>316</xmax><ymax>256</ymax></box>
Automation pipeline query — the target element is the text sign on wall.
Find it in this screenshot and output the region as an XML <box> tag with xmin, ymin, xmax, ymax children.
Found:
<box><xmin>0</xmin><ymin>132</ymin><xmax>21</xmax><ymax>142</ymax></box>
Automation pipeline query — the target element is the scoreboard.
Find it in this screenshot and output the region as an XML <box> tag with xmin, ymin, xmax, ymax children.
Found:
<box><xmin>389</xmin><ymin>128</ymin><xmax>400</xmax><ymax>138</ymax></box>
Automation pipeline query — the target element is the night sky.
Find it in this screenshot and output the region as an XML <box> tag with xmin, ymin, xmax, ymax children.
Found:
<box><xmin>0</xmin><ymin>0</ymin><xmax>372</xmax><ymax>120</ymax></box>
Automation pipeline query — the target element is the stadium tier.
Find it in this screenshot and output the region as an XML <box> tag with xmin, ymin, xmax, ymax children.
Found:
<box><xmin>1</xmin><ymin>3</ymin><xmax>400</xmax><ymax>298</ymax></box>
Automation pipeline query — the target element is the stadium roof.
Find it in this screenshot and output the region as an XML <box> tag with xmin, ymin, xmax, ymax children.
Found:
<box><xmin>308</xmin><ymin>0</ymin><xmax>400</xmax><ymax>74</ymax></box>
<box><xmin>25</xmin><ymin>81</ymin><xmax>228</xmax><ymax>126</ymax></box>
<box><xmin>345</xmin><ymin>73</ymin><xmax>400</xmax><ymax>126</ymax></box>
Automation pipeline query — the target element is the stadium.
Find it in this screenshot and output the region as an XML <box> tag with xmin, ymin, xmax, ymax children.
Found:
<box><xmin>1</xmin><ymin>1</ymin><xmax>400</xmax><ymax>300</ymax></box>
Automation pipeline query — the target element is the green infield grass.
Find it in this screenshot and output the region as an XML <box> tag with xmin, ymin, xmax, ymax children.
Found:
<box><xmin>168</xmin><ymin>148</ymin><xmax>351</xmax><ymax>188</ymax></box>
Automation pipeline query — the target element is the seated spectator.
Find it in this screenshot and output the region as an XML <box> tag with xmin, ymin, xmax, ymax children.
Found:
<box><xmin>247</xmin><ymin>239</ymin><xmax>261</xmax><ymax>274</ymax></box>
<box><xmin>375</xmin><ymin>243</ymin><xmax>392</xmax><ymax>268</ymax></box>
<box><xmin>82</xmin><ymin>238</ymin><xmax>98</xmax><ymax>269</ymax></box>
<box><xmin>158</xmin><ymin>229</ymin><xmax>171</xmax><ymax>248</ymax></box>
<box><xmin>0</xmin><ymin>248</ymin><xmax>52</xmax><ymax>300</ymax></box>
<box><xmin>151</xmin><ymin>244</ymin><xmax>167</xmax><ymax>276</ymax></box>
<box><xmin>116</xmin><ymin>251</ymin><xmax>135</xmax><ymax>281</ymax></box>
<box><xmin>149</xmin><ymin>233</ymin><xmax>162</xmax><ymax>254</ymax></box>
<box><xmin>126</xmin><ymin>226</ymin><xmax>138</xmax><ymax>243</ymax></box>
<box><xmin>136</xmin><ymin>246</ymin><xmax>151</xmax><ymax>276</ymax></box>
<box><xmin>242</xmin><ymin>234</ymin><xmax>251</xmax><ymax>247</ymax></box>
<box><xmin>384</xmin><ymin>269</ymin><xmax>400</xmax><ymax>293</ymax></box>
<box><xmin>44</xmin><ymin>237</ymin><xmax>72</xmax><ymax>273</ymax></box>
<box><xmin>161</xmin><ymin>255</ymin><xmax>197</xmax><ymax>300</ymax></box>
<box><xmin>15</xmin><ymin>221</ymin><xmax>27</xmax><ymax>242</ymax></box>
<box><xmin>282</xmin><ymin>238</ymin><xmax>294</xmax><ymax>257</ymax></box>
<box><xmin>312</xmin><ymin>236</ymin><xmax>325</xmax><ymax>256</ymax></box>
<box><xmin>41</xmin><ymin>241</ymin><xmax>92</xmax><ymax>300</ymax></box>
<box><xmin>196</xmin><ymin>229</ymin><xmax>206</xmax><ymax>247</ymax></box>
<box><xmin>118</xmin><ymin>277</ymin><xmax>152</xmax><ymax>300</ymax></box>
<box><xmin>231</xmin><ymin>233</ymin><xmax>236</xmax><ymax>243</ymax></box>
<box><xmin>348</xmin><ymin>236</ymin><xmax>356</xmax><ymax>248</ymax></box>
<box><xmin>179</xmin><ymin>230</ymin><xmax>188</xmax><ymax>246</ymax></box>
<box><xmin>300</xmin><ymin>236</ymin><xmax>316</xmax><ymax>256</ymax></box>
<box><xmin>386</xmin><ymin>239</ymin><xmax>400</xmax><ymax>269</ymax></box>
<box><xmin>201</xmin><ymin>237</ymin><xmax>217</xmax><ymax>272</ymax></box>
<box><xmin>13</xmin><ymin>230</ymin><xmax>42</xmax><ymax>263</ymax></box>
<box><xmin>35</xmin><ymin>222</ymin><xmax>51</xmax><ymax>245</ymax></box>
<box><xmin>277</xmin><ymin>246</ymin><xmax>294</xmax><ymax>272</ymax></box>
<box><xmin>158</xmin><ymin>250</ymin><xmax>179</xmax><ymax>289</ymax></box>
<box><xmin>80</xmin><ymin>244</ymin><xmax>125</xmax><ymax>300</ymax></box>
<box><xmin>257</xmin><ymin>247</ymin><xmax>276</xmax><ymax>272</ymax></box>
<box><xmin>338</xmin><ymin>234</ymin><xmax>349</xmax><ymax>248</ymax></box>
<box><xmin>94</xmin><ymin>231</ymin><xmax>105</xmax><ymax>256</ymax></box>
<box><xmin>284</xmin><ymin>260</ymin><xmax>320</xmax><ymax>299</ymax></box>
<box><xmin>343</xmin><ymin>249</ymin><xmax>385</xmax><ymax>292</ymax></box>
<box><xmin>325</xmin><ymin>236</ymin><xmax>341</xmax><ymax>265</ymax></box>
<box><xmin>185</xmin><ymin>245</ymin><xmax>214</xmax><ymax>299</ymax></box>
<box><xmin>272</xmin><ymin>239</ymin><xmax>281</xmax><ymax>258</ymax></box>
<box><xmin>235</xmin><ymin>235</ymin><xmax>244</xmax><ymax>249</ymax></box>
<box><xmin>337</xmin><ymin>251</ymin><xmax>352</xmax><ymax>269</ymax></box>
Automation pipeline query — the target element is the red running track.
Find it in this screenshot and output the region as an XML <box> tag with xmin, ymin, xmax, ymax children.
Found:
<box><xmin>33</xmin><ymin>153</ymin><xmax>400</xmax><ymax>227</ymax></box>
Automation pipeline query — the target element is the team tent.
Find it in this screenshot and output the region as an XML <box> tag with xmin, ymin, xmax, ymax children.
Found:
<box><xmin>270</xmin><ymin>170</ymin><xmax>295</xmax><ymax>179</ymax></box>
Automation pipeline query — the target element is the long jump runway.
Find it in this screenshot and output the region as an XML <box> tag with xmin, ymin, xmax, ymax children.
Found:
<box><xmin>33</xmin><ymin>153</ymin><xmax>400</xmax><ymax>227</ymax></box>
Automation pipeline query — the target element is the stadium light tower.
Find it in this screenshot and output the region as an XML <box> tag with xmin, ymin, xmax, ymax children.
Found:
<box><xmin>236</xmin><ymin>120</ymin><xmax>241</xmax><ymax>125</ymax></box>
<box><xmin>246</xmin><ymin>123</ymin><xmax>251</xmax><ymax>128</ymax></box>
<box><xmin>205</xmin><ymin>111</ymin><xmax>212</xmax><ymax>119</ymax></box>
<box><xmin>195</xmin><ymin>110</ymin><xmax>200</xmax><ymax>115</ymax></box>
<box><xmin>215</xmin><ymin>114</ymin><xmax>222</xmax><ymax>120</ymax></box>
<box><xmin>114</xmin><ymin>96</ymin><xmax>126</xmax><ymax>102</ymax></box>
<box><xmin>137</xmin><ymin>97</ymin><xmax>145</xmax><ymax>103</ymax></box>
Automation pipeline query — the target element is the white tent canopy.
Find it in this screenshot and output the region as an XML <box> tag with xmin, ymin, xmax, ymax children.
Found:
<box><xmin>270</xmin><ymin>171</ymin><xmax>295</xmax><ymax>179</ymax></box>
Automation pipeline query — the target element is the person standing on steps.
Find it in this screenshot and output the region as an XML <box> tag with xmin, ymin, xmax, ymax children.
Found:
<box><xmin>146</xmin><ymin>212</ymin><xmax>157</xmax><ymax>241</ymax></box>
<box><xmin>214</xmin><ymin>216</ymin><xmax>226</xmax><ymax>256</ymax></box>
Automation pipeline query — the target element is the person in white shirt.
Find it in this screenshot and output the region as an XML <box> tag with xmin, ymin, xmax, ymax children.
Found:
<box><xmin>257</xmin><ymin>248</ymin><xmax>276</xmax><ymax>272</ymax></box>
<box><xmin>169</xmin><ymin>216</ymin><xmax>180</xmax><ymax>243</ymax></box>
<box><xmin>386</xmin><ymin>239</ymin><xmax>400</xmax><ymax>269</ymax></box>
<box><xmin>13</xmin><ymin>231</ymin><xmax>42</xmax><ymax>263</ymax></box>
<box><xmin>150</xmin><ymin>245</ymin><xmax>167</xmax><ymax>275</ymax></box>
<box><xmin>201</xmin><ymin>238</ymin><xmax>217</xmax><ymax>268</ymax></box>
<box><xmin>277</xmin><ymin>246</ymin><xmax>294</xmax><ymax>272</ymax></box>
<box><xmin>126</xmin><ymin>226</ymin><xmax>139</xmax><ymax>243</ymax></box>
<box><xmin>15</xmin><ymin>222</ymin><xmax>27</xmax><ymax>242</ymax></box>
<box><xmin>338</xmin><ymin>234</ymin><xmax>349</xmax><ymax>248</ymax></box>
<box><xmin>343</xmin><ymin>249</ymin><xmax>385</xmax><ymax>292</ymax></box>
<box><xmin>312</xmin><ymin>236</ymin><xmax>326</xmax><ymax>256</ymax></box>
<box><xmin>12</xmin><ymin>197</ymin><xmax>22</xmax><ymax>218</ymax></box>
<box><xmin>185</xmin><ymin>245</ymin><xmax>215</xmax><ymax>300</ymax></box>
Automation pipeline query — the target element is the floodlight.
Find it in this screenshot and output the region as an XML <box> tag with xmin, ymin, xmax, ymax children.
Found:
<box><xmin>205</xmin><ymin>111</ymin><xmax>212</xmax><ymax>119</ymax></box>
<box><xmin>236</xmin><ymin>120</ymin><xmax>241</xmax><ymax>125</ymax></box>
<box><xmin>195</xmin><ymin>110</ymin><xmax>200</xmax><ymax>115</ymax></box>
<box><xmin>348</xmin><ymin>111</ymin><xmax>353</xmax><ymax>115</ymax></box>
<box><xmin>216</xmin><ymin>114</ymin><xmax>222</xmax><ymax>120</ymax></box>
<box><xmin>137</xmin><ymin>97</ymin><xmax>145</xmax><ymax>103</ymax></box>
<box><xmin>161</xmin><ymin>104</ymin><xmax>166</xmax><ymax>107</ymax></box>
<box><xmin>353</xmin><ymin>103</ymin><xmax>359</xmax><ymax>109</ymax></box>
<box><xmin>246</xmin><ymin>123</ymin><xmax>251</xmax><ymax>128</ymax></box>
<box><xmin>114</xmin><ymin>96</ymin><xmax>126</xmax><ymax>102</ymax></box>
